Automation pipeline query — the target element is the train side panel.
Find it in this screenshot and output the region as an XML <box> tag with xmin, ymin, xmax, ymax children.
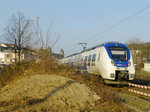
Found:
<box><xmin>96</xmin><ymin>47</ymin><xmax>116</xmax><ymax>80</ymax></box>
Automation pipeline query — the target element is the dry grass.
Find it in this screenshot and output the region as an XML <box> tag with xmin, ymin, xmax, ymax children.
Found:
<box><xmin>135</xmin><ymin>63</ymin><xmax>150</xmax><ymax>80</ymax></box>
<box><xmin>68</xmin><ymin>73</ymin><xmax>132</xmax><ymax>111</ymax></box>
<box><xmin>0</xmin><ymin>62</ymin><xmax>26</xmax><ymax>87</ymax></box>
<box><xmin>135</xmin><ymin>71</ymin><xmax>150</xmax><ymax>80</ymax></box>
<box><xmin>0</xmin><ymin>49</ymin><xmax>131</xmax><ymax>111</ymax></box>
<box><xmin>0</xmin><ymin>53</ymin><xmax>73</xmax><ymax>87</ymax></box>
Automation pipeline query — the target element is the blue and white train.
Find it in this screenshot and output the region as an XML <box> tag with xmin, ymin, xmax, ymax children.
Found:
<box><xmin>60</xmin><ymin>42</ymin><xmax>135</xmax><ymax>84</ymax></box>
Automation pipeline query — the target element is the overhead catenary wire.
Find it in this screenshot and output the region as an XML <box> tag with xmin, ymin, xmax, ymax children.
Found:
<box><xmin>129</xmin><ymin>30</ymin><xmax>150</xmax><ymax>38</ymax></box>
<box><xmin>85</xmin><ymin>5</ymin><xmax>150</xmax><ymax>43</ymax></box>
<box><xmin>67</xmin><ymin>4</ymin><xmax>150</xmax><ymax>56</ymax></box>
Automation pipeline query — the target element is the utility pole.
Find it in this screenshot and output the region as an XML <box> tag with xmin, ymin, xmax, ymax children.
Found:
<box><xmin>36</xmin><ymin>17</ymin><xmax>44</xmax><ymax>48</ymax></box>
<box><xmin>15</xmin><ymin>38</ymin><xmax>17</xmax><ymax>63</ymax></box>
<box><xmin>78</xmin><ymin>43</ymin><xmax>87</xmax><ymax>51</ymax></box>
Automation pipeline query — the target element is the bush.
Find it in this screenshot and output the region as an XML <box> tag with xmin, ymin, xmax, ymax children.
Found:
<box><xmin>0</xmin><ymin>49</ymin><xmax>72</xmax><ymax>87</ymax></box>
<box><xmin>0</xmin><ymin>62</ymin><xmax>28</xmax><ymax>87</ymax></box>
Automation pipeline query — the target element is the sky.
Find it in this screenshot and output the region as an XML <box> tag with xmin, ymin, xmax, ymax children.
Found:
<box><xmin>0</xmin><ymin>0</ymin><xmax>150</xmax><ymax>56</ymax></box>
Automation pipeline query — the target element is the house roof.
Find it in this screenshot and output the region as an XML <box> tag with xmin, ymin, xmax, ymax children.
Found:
<box><xmin>0</xmin><ymin>43</ymin><xmax>14</xmax><ymax>47</ymax></box>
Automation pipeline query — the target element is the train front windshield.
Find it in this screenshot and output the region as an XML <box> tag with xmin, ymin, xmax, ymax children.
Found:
<box><xmin>109</xmin><ymin>47</ymin><xmax>128</xmax><ymax>61</ymax></box>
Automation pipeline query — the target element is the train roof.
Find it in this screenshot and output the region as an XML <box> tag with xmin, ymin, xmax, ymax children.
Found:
<box><xmin>64</xmin><ymin>41</ymin><xmax>124</xmax><ymax>58</ymax></box>
<box><xmin>82</xmin><ymin>41</ymin><xmax>121</xmax><ymax>52</ymax></box>
<box><xmin>65</xmin><ymin>53</ymin><xmax>80</xmax><ymax>58</ymax></box>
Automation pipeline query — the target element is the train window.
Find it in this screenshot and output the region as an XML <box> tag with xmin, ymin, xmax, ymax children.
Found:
<box><xmin>84</xmin><ymin>56</ymin><xmax>88</xmax><ymax>66</ymax></box>
<box><xmin>109</xmin><ymin>47</ymin><xmax>127</xmax><ymax>61</ymax></box>
<box><xmin>92</xmin><ymin>54</ymin><xmax>96</xmax><ymax>66</ymax></box>
<box><xmin>84</xmin><ymin>56</ymin><xmax>87</xmax><ymax>61</ymax></box>
<box><xmin>88</xmin><ymin>55</ymin><xmax>91</xmax><ymax>66</ymax></box>
<box><xmin>98</xmin><ymin>54</ymin><xmax>100</xmax><ymax>61</ymax></box>
<box><xmin>92</xmin><ymin>54</ymin><xmax>96</xmax><ymax>62</ymax></box>
<box><xmin>88</xmin><ymin>55</ymin><xmax>91</xmax><ymax>61</ymax></box>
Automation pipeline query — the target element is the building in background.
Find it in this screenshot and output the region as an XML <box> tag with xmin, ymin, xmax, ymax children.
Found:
<box><xmin>52</xmin><ymin>48</ymin><xmax>64</xmax><ymax>59</ymax></box>
<box><xmin>0</xmin><ymin>43</ymin><xmax>16</xmax><ymax>66</ymax></box>
<box><xmin>22</xmin><ymin>46</ymin><xmax>37</xmax><ymax>61</ymax></box>
<box><xmin>0</xmin><ymin>43</ymin><xmax>64</xmax><ymax>68</ymax></box>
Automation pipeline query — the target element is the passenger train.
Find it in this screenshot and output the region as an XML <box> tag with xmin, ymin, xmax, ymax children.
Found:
<box><xmin>60</xmin><ymin>42</ymin><xmax>135</xmax><ymax>84</ymax></box>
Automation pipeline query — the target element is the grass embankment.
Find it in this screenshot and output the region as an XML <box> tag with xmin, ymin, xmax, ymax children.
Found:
<box><xmin>0</xmin><ymin>57</ymin><xmax>131</xmax><ymax>111</ymax></box>
<box><xmin>135</xmin><ymin>72</ymin><xmax>150</xmax><ymax>80</ymax></box>
<box><xmin>135</xmin><ymin>65</ymin><xmax>150</xmax><ymax>80</ymax></box>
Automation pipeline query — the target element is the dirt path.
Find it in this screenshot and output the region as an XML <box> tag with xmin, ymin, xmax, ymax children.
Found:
<box><xmin>0</xmin><ymin>74</ymin><xmax>100</xmax><ymax>112</ymax></box>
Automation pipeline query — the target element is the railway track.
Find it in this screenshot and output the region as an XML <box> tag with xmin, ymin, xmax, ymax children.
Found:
<box><xmin>73</xmin><ymin>73</ymin><xmax>150</xmax><ymax>111</ymax></box>
<box><xmin>108</xmin><ymin>80</ymin><xmax>150</xmax><ymax>112</ymax></box>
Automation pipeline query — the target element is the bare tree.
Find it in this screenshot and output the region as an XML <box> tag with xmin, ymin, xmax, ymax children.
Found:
<box><xmin>142</xmin><ymin>42</ymin><xmax>150</xmax><ymax>62</ymax></box>
<box><xmin>36</xmin><ymin>17</ymin><xmax>61</xmax><ymax>52</ymax></box>
<box><xmin>126</xmin><ymin>37</ymin><xmax>143</xmax><ymax>45</ymax></box>
<box><xmin>2</xmin><ymin>12</ymin><xmax>33</xmax><ymax>64</ymax></box>
<box><xmin>126</xmin><ymin>38</ymin><xmax>144</xmax><ymax>72</ymax></box>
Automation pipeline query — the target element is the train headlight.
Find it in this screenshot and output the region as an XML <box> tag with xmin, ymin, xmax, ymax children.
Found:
<box><xmin>111</xmin><ymin>60</ymin><xmax>116</xmax><ymax>66</ymax></box>
<box><xmin>128</xmin><ymin>61</ymin><xmax>131</xmax><ymax>66</ymax></box>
